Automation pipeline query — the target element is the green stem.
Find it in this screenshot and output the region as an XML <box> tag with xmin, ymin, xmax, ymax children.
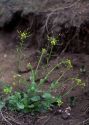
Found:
<box><xmin>16</xmin><ymin>40</ymin><xmax>24</xmax><ymax>70</ymax></box>
<box><xmin>44</xmin><ymin>62</ymin><xmax>62</xmax><ymax>79</ymax></box>
<box><xmin>47</xmin><ymin>45</ymin><xmax>53</xmax><ymax>64</ymax></box>
<box><xmin>62</xmin><ymin>78</ymin><xmax>76</xmax><ymax>85</ymax></box>
<box><xmin>62</xmin><ymin>84</ymin><xmax>77</xmax><ymax>98</ymax></box>
<box><xmin>36</xmin><ymin>52</ymin><xmax>43</xmax><ymax>73</ymax></box>
<box><xmin>49</xmin><ymin>70</ymin><xmax>69</xmax><ymax>92</ymax></box>
<box><xmin>38</xmin><ymin>62</ymin><xmax>62</xmax><ymax>88</ymax></box>
<box><xmin>56</xmin><ymin>69</ymin><xmax>68</xmax><ymax>83</ymax></box>
<box><xmin>49</xmin><ymin>69</ymin><xmax>72</xmax><ymax>91</ymax></box>
<box><xmin>29</xmin><ymin>64</ymin><xmax>34</xmax><ymax>75</ymax></box>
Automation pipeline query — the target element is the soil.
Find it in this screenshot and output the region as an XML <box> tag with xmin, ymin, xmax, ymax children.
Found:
<box><xmin>0</xmin><ymin>37</ymin><xmax>89</xmax><ymax>125</ymax></box>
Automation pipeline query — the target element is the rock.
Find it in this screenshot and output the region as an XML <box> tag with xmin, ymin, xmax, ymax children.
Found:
<box><xmin>61</xmin><ymin>112</ymin><xmax>70</xmax><ymax>120</ymax></box>
<box><xmin>1</xmin><ymin>0</ymin><xmax>89</xmax><ymax>53</ymax></box>
<box><xmin>0</xmin><ymin>0</ymin><xmax>89</xmax><ymax>28</ymax></box>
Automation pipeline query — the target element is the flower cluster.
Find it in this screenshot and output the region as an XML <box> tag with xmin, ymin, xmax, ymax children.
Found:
<box><xmin>48</xmin><ymin>36</ymin><xmax>58</xmax><ymax>46</ymax></box>
<box><xmin>61</xmin><ymin>59</ymin><xmax>73</xmax><ymax>69</ymax></box>
<box><xmin>18</xmin><ymin>30</ymin><xmax>30</xmax><ymax>41</ymax></box>
<box><xmin>73</xmin><ymin>78</ymin><xmax>85</xmax><ymax>87</ymax></box>
<box><xmin>42</xmin><ymin>48</ymin><xmax>47</xmax><ymax>54</ymax></box>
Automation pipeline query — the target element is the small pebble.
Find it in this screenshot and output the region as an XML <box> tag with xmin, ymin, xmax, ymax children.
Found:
<box><xmin>61</xmin><ymin>112</ymin><xmax>69</xmax><ymax>120</ymax></box>
<box><xmin>66</xmin><ymin>106</ymin><xmax>71</xmax><ymax>111</ymax></box>
<box><xmin>4</xmin><ymin>54</ymin><xmax>7</xmax><ymax>58</ymax></box>
<box><xmin>58</xmin><ymin>109</ymin><xmax>62</xmax><ymax>113</ymax></box>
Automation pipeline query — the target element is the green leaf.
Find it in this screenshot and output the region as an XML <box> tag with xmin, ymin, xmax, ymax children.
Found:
<box><xmin>8</xmin><ymin>92</ymin><xmax>22</xmax><ymax>110</ymax></box>
<box><xmin>42</xmin><ymin>92</ymin><xmax>52</xmax><ymax>99</ymax></box>
<box><xmin>40</xmin><ymin>77</ymin><xmax>48</xmax><ymax>85</ymax></box>
<box><xmin>17</xmin><ymin>102</ymin><xmax>24</xmax><ymax>109</ymax></box>
<box><xmin>27</xmin><ymin>82</ymin><xmax>37</xmax><ymax>93</ymax></box>
<box><xmin>55</xmin><ymin>96</ymin><xmax>63</xmax><ymax>106</ymax></box>
<box><xmin>42</xmin><ymin>101</ymin><xmax>52</xmax><ymax>110</ymax></box>
<box><xmin>21</xmin><ymin>98</ymin><xmax>28</xmax><ymax>107</ymax></box>
<box><xmin>40</xmin><ymin>79</ymin><xmax>45</xmax><ymax>84</ymax></box>
<box><xmin>0</xmin><ymin>100</ymin><xmax>5</xmax><ymax>111</ymax></box>
<box><xmin>31</xmin><ymin>96</ymin><xmax>40</xmax><ymax>102</ymax></box>
<box><xmin>29</xmin><ymin>104</ymin><xmax>34</xmax><ymax>108</ymax></box>
<box><xmin>50</xmin><ymin>81</ymin><xmax>58</xmax><ymax>89</ymax></box>
<box><xmin>3</xmin><ymin>85</ymin><xmax>12</xmax><ymax>94</ymax></box>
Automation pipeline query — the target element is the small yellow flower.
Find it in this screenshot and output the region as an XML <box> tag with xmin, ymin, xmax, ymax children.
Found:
<box><xmin>66</xmin><ymin>59</ymin><xmax>73</xmax><ymax>68</ymax></box>
<box><xmin>3</xmin><ymin>86</ymin><xmax>12</xmax><ymax>94</ymax></box>
<box><xmin>74</xmin><ymin>78</ymin><xmax>85</xmax><ymax>87</ymax></box>
<box><xmin>50</xmin><ymin>38</ymin><xmax>57</xmax><ymax>46</ymax></box>
<box><xmin>42</xmin><ymin>48</ymin><xmax>47</xmax><ymax>54</ymax></box>
<box><xmin>18</xmin><ymin>30</ymin><xmax>30</xmax><ymax>41</ymax></box>
<box><xmin>62</xmin><ymin>59</ymin><xmax>73</xmax><ymax>69</ymax></box>
<box><xmin>57</xmin><ymin>99</ymin><xmax>63</xmax><ymax>106</ymax></box>
<box><xmin>47</xmin><ymin>36</ymin><xmax>58</xmax><ymax>46</ymax></box>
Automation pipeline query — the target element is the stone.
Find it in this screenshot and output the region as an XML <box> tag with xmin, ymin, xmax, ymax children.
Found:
<box><xmin>0</xmin><ymin>0</ymin><xmax>89</xmax><ymax>53</ymax></box>
<box><xmin>0</xmin><ymin>0</ymin><xmax>89</xmax><ymax>28</ymax></box>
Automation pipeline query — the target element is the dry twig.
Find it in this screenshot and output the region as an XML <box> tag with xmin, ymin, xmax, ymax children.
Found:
<box><xmin>0</xmin><ymin>111</ymin><xmax>12</xmax><ymax>125</ymax></box>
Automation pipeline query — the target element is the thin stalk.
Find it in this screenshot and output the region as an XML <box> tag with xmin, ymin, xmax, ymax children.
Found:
<box><xmin>35</xmin><ymin>52</ymin><xmax>43</xmax><ymax>72</ymax></box>
<box><xmin>16</xmin><ymin>40</ymin><xmax>24</xmax><ymax>70</ymax></box>
<box><xmin>62</xmin><ymin>84</ymin><xmax>77</xmax><ymax>98</ymax></box>
<box><xmin>28</xmin><ymin>63</ymin><xmax>36</xmax><ymax>82</ymax></box>
<box><xmin>29</xmin><ymin>64</ymin><xmax>34</xmax><ymax>75</ymax></box>
<box><xmin>62</xmin><ymin>78</ymin><xmax>76</xmax><ymax>84</ymax></box>
<box><xmin>56</xmin><ymin>69</ymin><xmax>68</xmax><ymax>83</ymax></box>
<box><xmin>38</xmin><ymin>62</ymin><xmax>62</xmax><ymax>88</ymax></box>
<box><xmin>48</xmin><ymin>70</ymin><xmax>69</xmax><ymax>91</ymax></box>
<box><xmin>45</xmin><ymin>62</ymin><xmax>62</xmax><ymax>79</ymax></box>
<box><xmin>47</xmin><ymin>45</ymin><xmax>53</xmax><ymax>64</ymax></box>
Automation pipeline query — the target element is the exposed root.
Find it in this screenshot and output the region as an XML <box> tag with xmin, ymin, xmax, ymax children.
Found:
<box><xmin>5</xmin><ymin>115</ymin><xmax>22</xmax><ymax>125</ymax></box>
<box><xmin>0</xmin><ymin>110</ymin><xmax>24</xmax><ymax>125</ymax></box>
<box><xmin>60</xmin><ymin>29</ymin><xmax>79</xmax><ymax>55</ymax></box>
<box><xmin>44</xmin><ymin>0</ymin><xmax>81</xmax><ymax>33</ymax></box>
<box><xmin>0</xmin><ymin>111</ymin><xmax>12</xmax><ymax>125</ymax></box>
